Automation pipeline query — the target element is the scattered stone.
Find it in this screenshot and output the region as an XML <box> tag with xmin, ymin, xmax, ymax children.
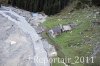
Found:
<box><xmin>42</xmin><ymin>39</ymin><xmax>57</xmax><ymax>58</ymax></box>
<box><xmin>34</xmin><ymin>26</ymin><xmax>44</xmax><ymax>34</ymax></box>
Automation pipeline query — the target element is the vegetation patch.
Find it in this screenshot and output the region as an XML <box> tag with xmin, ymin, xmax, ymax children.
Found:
<box><xmin>42</xmin><ymin>7</ymin><xmax>100</xmax><ymax>66</ymax></box>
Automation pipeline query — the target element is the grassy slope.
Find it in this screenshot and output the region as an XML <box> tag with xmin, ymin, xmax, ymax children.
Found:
<box><xmin>43</xmin><ymin>7</ymin><xmax>100</xmax><ymax>66</ymax></box>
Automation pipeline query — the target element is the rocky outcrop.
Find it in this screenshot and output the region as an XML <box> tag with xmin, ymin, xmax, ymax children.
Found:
<box><xmin>0</xmin><ymin>14</ymin><xmax>36</xmax><ymax>66</ymax></box>
<box><xmin>0</xmin><ymin>6</ymin><xmax>57</xmax><ymax>66</ymax></box>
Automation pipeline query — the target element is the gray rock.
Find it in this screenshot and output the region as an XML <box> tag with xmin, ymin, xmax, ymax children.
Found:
<box><xmin>0</xmin><ymin>14</ymin><xmax>36</xmax><ymax>66</ymax></box>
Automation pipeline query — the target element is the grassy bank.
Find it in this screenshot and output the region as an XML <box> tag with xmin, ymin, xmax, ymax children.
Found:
<box><xmin>42</xmin><ymin>7</ymin><xmax>100</xmax><ymax>66</ymax></box>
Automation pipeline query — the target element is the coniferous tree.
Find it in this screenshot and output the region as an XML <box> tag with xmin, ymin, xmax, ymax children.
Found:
<box><xmin>8</xmin><ymin>0</ymin><xmax>69</xmax><ymax>15</ymax></box>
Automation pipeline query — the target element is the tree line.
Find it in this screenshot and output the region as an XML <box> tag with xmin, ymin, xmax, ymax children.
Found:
<box><xmin>8</xmin><ymin>0</ymin><xmax>69</xmax><ymax>15</ymax></box>
<box><xmin>0</xmin><ymin>0</ymin><xmax>100</xmax><ymax>15</ymax></box>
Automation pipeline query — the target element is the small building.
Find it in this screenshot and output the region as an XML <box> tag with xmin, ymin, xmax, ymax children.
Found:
<box><xmin>48</xmin><ymin>23</ymin><xmax>77</xmax><ymax>38</ymax></box>
<box><xmin>62</xmin><ymin>25</ymin><xmax>72</xmax><ymax>32</ymax></box>
<box><xmin>48</xmin><ymin>27</ymin><xmax>62</xmax><ymax>38</ymax></box>
<box><xmin>60</xmin><ymin>23</ymin><xmax>77</xmax><ymax>32</ymax></box>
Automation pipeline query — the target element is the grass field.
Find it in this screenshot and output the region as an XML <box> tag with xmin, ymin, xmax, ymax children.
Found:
<box><xmin>42</xmin><ymin>7</ymin><xmax>100</xmax><ymax>66</ymax></box>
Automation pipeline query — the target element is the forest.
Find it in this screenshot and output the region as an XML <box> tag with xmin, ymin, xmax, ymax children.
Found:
<box><xmin>0</xmin><ymin>0</ymin><xmax>100</xmax><ymax>15</ymax></box>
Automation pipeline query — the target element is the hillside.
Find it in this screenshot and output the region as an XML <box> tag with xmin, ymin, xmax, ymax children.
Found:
<box><xmin>42</xmin><ymin>6</ymin><xmax>100</xmax><ymax>66</ymax></box>
<box><xmin>0</xmin><ymin>0</ymin><xmax>100</xmax><ymax>66</ymax></box>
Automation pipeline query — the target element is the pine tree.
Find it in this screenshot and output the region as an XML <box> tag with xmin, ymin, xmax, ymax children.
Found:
<box><xmin>8</xmin><ymin>0</ymin><xmax>69</xmax><ymax>15</ymax></box>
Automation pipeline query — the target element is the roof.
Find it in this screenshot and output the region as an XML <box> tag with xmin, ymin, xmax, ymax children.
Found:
<box><xmin>62</xmin><ymin>25</ymin><xmax>72</xmax><ymax>31</ymax></box>
<box><xmin>52</xmin><ymin>27</ymin><xmax>61</xmax><ymax>33</ymax></box>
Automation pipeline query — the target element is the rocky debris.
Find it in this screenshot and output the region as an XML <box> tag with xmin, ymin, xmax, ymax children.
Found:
<box><xmin>5</xmin><ymin>12</ymin><xmax>19</xmax><ymax>21</ymax></box>
<box><xmin>34</xmin><ymin>26</ymin><xmax>44</xmax><ymax>34</ymax></box>
<box><xmin>1</xmin><ymin>6</ymin><xmax>47</xmax><ymax>26</ymax></box>
<box><xmin>1</xmin><ymin>6</ymin><xmax>46</xmax><ymax>34</ymax></box>
<box><xmin>1</xmin><ymin>6</ymin><xmax>32</xmax><ymax>21</ymax></box>
<box><xmin>29</xmin><ymin>13</ymin><xmax>47</xmax><ymax>26</ymax></box>
<box><xmin>91</xmin><ymin>43</ymin><xmax>100</xmax><ymax>58</ymax></box>
<box><xmin>0</xmin><ymin>6</ymin><xmax>57</xmax><ymax>66</ymax></box>
<box><xmin>0</xmin><ymin>9</ymin><xmax>50</xmax><ymax>66</ymax></box>
<box><xmin>42</xmin><ymin>39</ymin><xmax>57</xmax><ymax>58</ymax></box>
<box><xmin>0</xmin><ymin>15</ymin><xmax>35</xmax><ymax>66</ymax></box>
